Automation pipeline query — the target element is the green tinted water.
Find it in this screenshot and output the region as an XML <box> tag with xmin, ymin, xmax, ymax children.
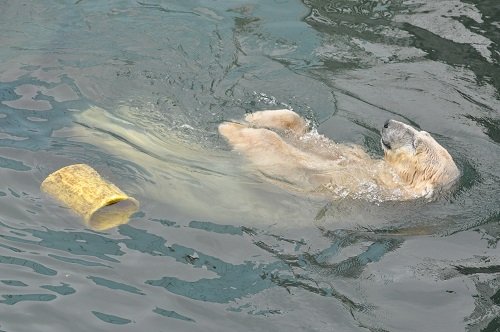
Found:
<box><xmin>0</xmin><ymin>1</ymin><xmax>499</xmax><ymax>331</ymax></box>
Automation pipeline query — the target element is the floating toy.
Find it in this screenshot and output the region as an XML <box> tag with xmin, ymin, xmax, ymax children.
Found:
<box><xmin>41</xmin><ymin>164</ymin><xmax>139</xmax><ymax>231</ymax></box>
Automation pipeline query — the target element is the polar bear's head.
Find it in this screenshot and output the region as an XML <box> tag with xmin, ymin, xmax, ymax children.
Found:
<box><xmin>381</xmin><ymin>120</ymin><xmax>460</xmax><ymax>198</ymax></box>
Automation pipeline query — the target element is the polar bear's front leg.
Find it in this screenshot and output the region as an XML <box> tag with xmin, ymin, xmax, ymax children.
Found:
<box><xmin>244</xmin><ymin>109</ymin><xmax>308</xmax><ymax>136</ymax></box>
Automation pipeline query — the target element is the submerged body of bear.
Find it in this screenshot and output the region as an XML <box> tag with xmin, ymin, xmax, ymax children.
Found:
<box><xmin>219</xmin><ymin>110</ymin><xmax>460</xmax><ymax>201</ymax></box>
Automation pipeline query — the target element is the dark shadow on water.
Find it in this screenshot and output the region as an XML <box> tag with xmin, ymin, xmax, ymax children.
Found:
<box><xmin>482</xmin><ymin>317</ymin><xmax>500</xmax><ymax>332</ymax></box>
<box><xmin>465</xmin><ymin>115</ymin><xmax>500</xmax><ymax>144</ymax></box>
<box><xmin>302</xmin><ymin>0</ymin><xmax>500</xmax><ymax>97</ymax></box>
<box><xmin>401</xmin><ymin>22</ymin><xmax>500</xmax><ymax>94</ymax></box>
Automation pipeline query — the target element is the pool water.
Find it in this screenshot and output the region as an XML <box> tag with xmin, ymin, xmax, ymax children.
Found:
<box><xmin>0</xmin><ymin>1</ymin><xmax>499</xmax><ymax>331</ymax></box>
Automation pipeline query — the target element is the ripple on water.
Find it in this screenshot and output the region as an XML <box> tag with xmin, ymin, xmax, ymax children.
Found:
<box><xmin>0</xmin><ymin>0</ymin><xmax>499</xmax><ymax>331</ymax></box>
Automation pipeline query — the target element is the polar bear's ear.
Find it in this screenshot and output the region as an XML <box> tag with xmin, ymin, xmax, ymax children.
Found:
<box><xmin>412</xmin><ymin>132</ymin><xmax>425</xmax><ymax>150</ymax></box>
<box><xmin>412</xmin><ymin>131</ymin><xmax>433</xmax><ymax>152</ymax></box>
<box><xmin>412</xmin><ymin>135</ymin><xmax>420</xmax><ymax>150</ymax></box>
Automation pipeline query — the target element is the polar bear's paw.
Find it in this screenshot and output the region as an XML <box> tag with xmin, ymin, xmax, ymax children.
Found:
<box><xmin>219</xmin><ymin>122</ymin><xmax>286</xmax><ymax>153</ymax></box>
<box><xmin>245</xmin><ymin>109</ymin><xmax>308</xmax><ymax>135</ymax></box>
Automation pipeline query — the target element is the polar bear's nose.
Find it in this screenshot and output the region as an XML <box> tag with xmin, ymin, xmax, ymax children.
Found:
<box><xmin>383</xmin><ymin>120</ymin><xmax>390</xmax><ymax>129</ymax></box>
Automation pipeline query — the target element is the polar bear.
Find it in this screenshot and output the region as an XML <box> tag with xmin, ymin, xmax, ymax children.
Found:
<box><xmin>218</xmin><ymin>110</ymin><xmax>460</xmax><ymax>201</ymax></box>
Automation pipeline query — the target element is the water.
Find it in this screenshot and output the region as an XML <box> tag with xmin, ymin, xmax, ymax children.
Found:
<box><xmin>0</xmin><ymin>0</ymin><xmax>499</xmax><ymax>331</ymax></box>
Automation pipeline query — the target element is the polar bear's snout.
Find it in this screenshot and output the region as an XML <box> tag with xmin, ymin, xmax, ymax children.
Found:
<box><xmin>381</xmin><ymin>119</ymin><xmax>418</xmax><ymax>152</ymax></box>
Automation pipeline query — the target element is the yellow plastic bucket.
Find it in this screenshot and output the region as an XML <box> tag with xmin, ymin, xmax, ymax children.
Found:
<box><xmin>41</xmin><ymin>164</ymin><xmax>139</xmax><ymax>231</ymax></box>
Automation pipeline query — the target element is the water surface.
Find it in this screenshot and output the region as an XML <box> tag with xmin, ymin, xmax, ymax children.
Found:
<box><xmin>0</xmin><ymin>1</ymin><xmax>499</xmax><ymax>331</ymax></box>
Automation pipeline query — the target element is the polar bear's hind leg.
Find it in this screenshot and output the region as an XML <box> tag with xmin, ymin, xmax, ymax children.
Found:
<box><xmin>219</xmin><ymin>122</ymin><xmax>287</xmax><ymax>153</ymax></box>
<box><xmin>245</xmin><ymin>109</ymin><xmax>308</xmax><ymax>135</ymax></box>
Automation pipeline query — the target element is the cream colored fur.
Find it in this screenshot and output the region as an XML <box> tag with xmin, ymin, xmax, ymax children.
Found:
<box><xmin>219</xmin><ymin>110</ymin><xmax>459</xmax><ymax>201</ymax></box>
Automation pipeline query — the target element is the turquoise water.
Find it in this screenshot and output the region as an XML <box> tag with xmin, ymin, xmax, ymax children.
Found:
<box><xmin>0</xmin><ymin>1</ymin><xmax>499</xmax><ymax>331</ymax></box>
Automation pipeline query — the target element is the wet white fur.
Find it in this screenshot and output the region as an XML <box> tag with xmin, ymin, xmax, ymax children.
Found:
<box><xmin>219</xmin><ymin>110</ymin><xmax>459</xmax><ymax>201</ymax></box>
